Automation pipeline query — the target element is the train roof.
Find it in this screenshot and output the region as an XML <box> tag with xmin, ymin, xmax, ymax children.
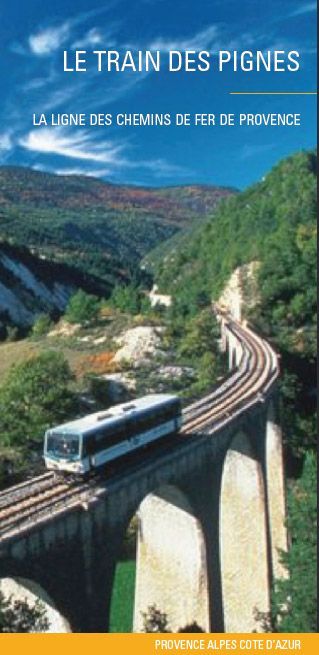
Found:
<box><xmin>46</xmin><ymin>394</ymin><xmax>179</xmax><ymax>436</ymax></box>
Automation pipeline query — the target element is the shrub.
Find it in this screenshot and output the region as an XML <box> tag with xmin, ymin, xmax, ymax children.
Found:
<box><xmin>31</xmin><ymin>314</ymin><xmax>53</xmax><ymax>338</ymax></box>
<box><xmin>65</xmin><ymin>290</ymin><xmax>100</xmax><ymax>325</ymax></box>
<box><xmin>0</xmin><ymin>351</ymin><xmax>78</xmax><ymax>448</ymax></box>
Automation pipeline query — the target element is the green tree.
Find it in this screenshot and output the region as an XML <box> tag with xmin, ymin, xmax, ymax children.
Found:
<box><xmin>272</xmin><ymin>453</ymin><xmax>317</xmax><ymax>632</ymax></box>
<box><xmin>0</xmin><ymin>351</ymin><xmax>78</xmax><ymax>448</ymax></box>
<box><xmin>109</xmin><ymin>283</ymin><xmax>144</xmax><ymax>314</ymax></box>
<box><xmin>65</xmin><ymin>290</ymin><xmax>100</xmax><ymax>324</ymax></box>
<box><xmin>0</xmin><ymin>591</ymin><xmax>49</xmax><ymax>632</ymax></box>
<box><xmin>178</xmin><ymin>309</ymin><xmax>220</xmax><ymax>359</ymax></box>
<box><xmin>31</xmin><ymin>314</ymin><xmax>53</xmax><ymax>338</ymax></box>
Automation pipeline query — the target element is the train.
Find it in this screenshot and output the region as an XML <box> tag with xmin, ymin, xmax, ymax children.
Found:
<box><xmin>43</xmin><ymin>394</ymin><xmax>182</xmax><ymax>475</ymax></box>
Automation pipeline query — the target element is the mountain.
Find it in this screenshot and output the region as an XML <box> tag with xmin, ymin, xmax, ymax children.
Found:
<box><xmin>148</xmin><ymin>150</ymin><xmax>317</xmax><ymax>319</ymax></box>
<box><xmin>0</xmin><ymin>167</ymin><xmax>235</xmax><ymax>286</ymax></box>
<box><xmin>0</xmin><ymin>241</ymin><xmax>110</xmax><ymax>331</ymax></box>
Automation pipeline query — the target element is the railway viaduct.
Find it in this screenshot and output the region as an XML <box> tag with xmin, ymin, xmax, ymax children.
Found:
<box><xmin>0</xmin><ymin>312</ymin><xmax>287</xmax><ymax>633</ymax></box>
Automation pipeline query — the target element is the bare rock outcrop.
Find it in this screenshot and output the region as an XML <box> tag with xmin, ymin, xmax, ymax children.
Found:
<box><xmin>113</xmin><ymin>326</ymin><xmax>165</xmax><ymax>367</ymax></box>
<box><xmin>218</xmin><ymin>261</ymin><xmax>260</xmax><ymax>320</ymax></box>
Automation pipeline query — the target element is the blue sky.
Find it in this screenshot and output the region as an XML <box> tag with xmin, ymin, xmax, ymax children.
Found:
<box><xmin>0</xmin><ymin>0</ymin><xmax>316</xmax><ymax>189</ymax></box>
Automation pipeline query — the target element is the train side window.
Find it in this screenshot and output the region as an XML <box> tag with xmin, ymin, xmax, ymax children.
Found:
<box><xmin>136</xmin><ymin>413</ymin><xmax>148</xmax><ymax>432</ymax></box>
<box><xmin>157</xmin><ymin>405</ymin><xmax>172</xmax><ymax>422</ymax></box>
<box><xmin>141</xmin><ymin>412</ymin><xmax>155</xmax><ymax>431</ymax></box>
<box><xmin>94</xmin><ymin>426</ymin><xmax>111</xmax><ymax>448</ymax></box>
<box><xmin>113</xmin><ymin>424</ymin><xmax>126</xmax><ymax>444</ymax></box>
<box><xmin>146</xmin><ymin>413</ymin><xmax>154</xmax><ymax>430</ymax></box>
<box><xmin>105</xmin><ymin>423</ymin><xmax>126</xmax><ymax>447</ymax></box>
<box><xmin>129</xmin><ymin>417</ymin><xmax>138</xmax><ymax>437</ymax></box>
<box><xmin>83</xmin><ymin>435</ymin><xmax>97</xmax><ymax>456</ymax></box>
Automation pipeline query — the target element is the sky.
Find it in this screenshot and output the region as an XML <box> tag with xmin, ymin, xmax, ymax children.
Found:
<box><xmin>0</xmin><ymin>0</ymin><xmax>316</xmax><ymax>189</ymax></box>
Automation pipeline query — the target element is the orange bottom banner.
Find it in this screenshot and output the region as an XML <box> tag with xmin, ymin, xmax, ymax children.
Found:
<box><xmin>1</xmin><ymin>634</ymin><xmax>318</xmax><ymax>655</ymax></box>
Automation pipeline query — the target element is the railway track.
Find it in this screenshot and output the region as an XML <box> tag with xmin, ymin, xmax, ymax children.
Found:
<box><xmin>182</xmin><ymin>319</ymin><xmax>277</xmax><ymax>433</ymax></box>
<box><xmin>0</xmin><ymin>478</ymin><xmax>102</xmax><ymax>534</ymax></box>
<box><xmin>0</xmin><ymin>472</ymin><xmax>56</xmax><ymax>510</ymax></box>
<box><xmin>0</xmin><ymin>311</ymin><xmax>279</xmax><ymax>539</ymax></box>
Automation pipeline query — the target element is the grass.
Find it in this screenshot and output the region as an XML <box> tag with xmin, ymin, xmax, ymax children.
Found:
<box><xmin>0</xmin><ymin>312</ymin><xmax>132</xmax><ymax>382</ymax></box>
<box><xmin>0</xmin><ymin>340</ymin><xmax>40</xmax><ymax>380</ymax></box>
<box><xmin>0</xmin><ymin>338</ymin><xmax>89</xmax><ymax>381</ymax></box>
<box><xmin>109</xmin><ymin>560</ymin><xmax>136</xmax><ymax>633</ymax></box>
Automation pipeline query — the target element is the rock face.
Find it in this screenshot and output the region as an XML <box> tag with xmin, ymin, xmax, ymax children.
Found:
<box><xmin>113</xmin><ymin>326</ymin><xmax>164</xmax><ymax>366</ymax></box>
<box><xmin>157</xmin><ymin>365</ymin><xmax>195</xmax><ymax>379</ymax></box>
<box><xmin>218</xmin><ymin>261</ymin><xmax>260</xmax><ymax>320</ymax></box>
<box><xmin>0</xmin><ymin>242</ymin><xmax>107</xmax><ymax>328</ymax></box>
<box><xmin>0</xmin><ymin>250</ymin><xmax>72</xmax><ymax>327</ymax></box>
<box><xmin>47</xmin><ymin>321</ymin><xmax>81</xmax><ymax>338</ymax></box>
<box><xmin>148</xmin><ymin>285</ymin><xmax>172</xmax><ymax>308</ymax></box>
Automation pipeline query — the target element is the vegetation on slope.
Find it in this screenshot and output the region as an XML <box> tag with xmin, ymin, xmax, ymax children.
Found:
<box><xmin>0</xmin><ymin>351</ymin><xmax>78</xmax><ymax>484</ymax></box>
<box><xmin>0</xmin><ymin>167</ymin><xmax>234</xmax><ymax>286</ymax></box>
<box><xmin>149</xmin><ymin>150</ymin><xmax>317</xmax><ymax>452</ymax></box>
<box><xmin>150</xmin><ymin>150</ymin><xmax>316</xmax><ymax>314</ymax></box>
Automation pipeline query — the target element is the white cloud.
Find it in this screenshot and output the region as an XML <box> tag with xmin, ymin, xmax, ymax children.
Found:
<box><xmin>19</xmin><ymin>128</ymin><xmax>124</xmax><ymax>164</ymax></box>
<box><xmin>53</xmin><ymin>166</ymin><xmax>112</xmax><ymax>178</ymax></box>
<box><xmin>126</xmin><ymin>157</ymin><xmax>189</xmax><ymax>177</ymax></box>
<box><xmin>27</xmin><ymin>6</ymin><xmax>119</xmax><ymax>57</ymax></box>
<box><xmin>29</xmin><ymin>23</ymin><xmax>70</xmax><ymax>56</ymax></box>
<box><xmin>72</xmin><ymin>27</ymin><xmax>103</xmax><ymax>49</ymax></box>
<box><xmin>10</xmin><ymin>42</ymin><xmax>28</xmax><ymax>56</ymax></box>
<box><xmin>41</xmin><ymin>86</ymin><xmax>85</xmax><ymax>112</ymax></box>
<box><xmin>0</xmin><ymin>132</ymin><xmax>13</xmax><ymax>151</ymax></box>
<box><xmin>290</xmin><ymin>2</ymin><xmax>316</xmax><ymax>17</ymax></box>
<box><xmin>20</xmin><ymin>127</ymin><xmax>189</xmax><ymax>181</ymax></box>
<box><xmin>147</xmin><ymin>25</ymin><xmax>221</xmax><ymax>52</ymax></box>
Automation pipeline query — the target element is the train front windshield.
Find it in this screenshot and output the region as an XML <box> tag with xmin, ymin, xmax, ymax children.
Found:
<box><xmin>46</xmin><ymin>433</ymin><xmax>80</xmax><ymax>459</ymax></box>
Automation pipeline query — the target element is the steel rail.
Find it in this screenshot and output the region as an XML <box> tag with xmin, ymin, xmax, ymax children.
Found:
<box><xmin>0</xmin><ymin>311</ymin><xmax>279</xmax><ymax>537</ymax></box>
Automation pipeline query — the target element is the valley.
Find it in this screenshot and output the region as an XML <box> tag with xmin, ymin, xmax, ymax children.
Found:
<box><xmin>0</xmin><ymin>166</ymin><xmax>234</xmax><ymax>292</ymax></box>
<box><xmin>0</xmin><ymin>149</ymin><xmax>316</xmax><ymax>633</ymax></box>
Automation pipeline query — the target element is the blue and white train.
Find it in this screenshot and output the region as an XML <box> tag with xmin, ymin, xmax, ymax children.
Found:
<box><xmin>44</xmin><ymin>394</ymin><xmax>182</xmax><ymax>475</ymax></box>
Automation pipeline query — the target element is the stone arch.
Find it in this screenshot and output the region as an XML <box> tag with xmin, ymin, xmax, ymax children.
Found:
<box><xmin>265</xmin><ymin>401</ymin><xmax>288</xmax><ymax>581</ymax></box>
<box><xmin>219</xmin><ymin>431</ymin><xmax>270</xmax><ymax>632</ymax></box>
<box><xmin>0</xmin><ymin>576</ymin><xmax>71</xmax><ymax>632</ymax></box>
<box><xmin>127</xmin><ymin>484</ymin><xmax>210</xmax><ymax>632</ymax></box>
<box><xmin>227</xmin><ymin>336</ymin><xmax>235</xmax><ymax>370</ymax></box>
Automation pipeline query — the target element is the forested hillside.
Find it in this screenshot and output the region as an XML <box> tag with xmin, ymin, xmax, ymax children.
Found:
<box><xmin>0</xmin><ymin>167</ymin><xmax>234</xmax><ymax>286</ymax></box>
<box><xmin>149</xmin><ymin>150</ymin><xmax>317</xmax><ymax>452</ymax></box>
<box><xmin>149</xmin><ymin>150</ymin><xmax>316</xmax><ymax>316</ymax></box>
